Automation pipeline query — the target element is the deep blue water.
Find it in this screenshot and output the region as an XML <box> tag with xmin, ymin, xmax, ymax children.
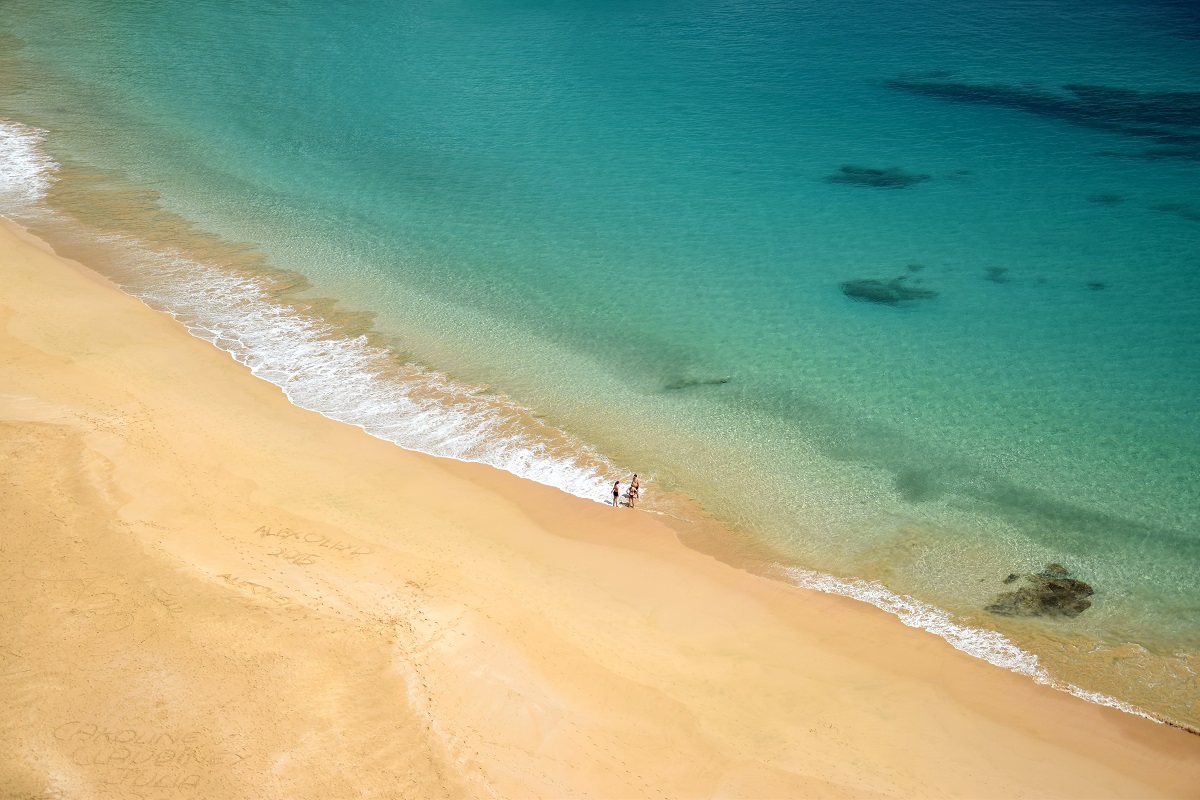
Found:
<box><xmin>2</xmin><ymin>0</ymin><xmax>1198</xmax><ymax>723</ymax></box>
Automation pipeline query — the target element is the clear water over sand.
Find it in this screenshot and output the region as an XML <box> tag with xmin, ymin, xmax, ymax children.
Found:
<box><xmin>1</xmin><ymin>0</ymin><xmax>1197</xmax><ymax>724</ymax></box>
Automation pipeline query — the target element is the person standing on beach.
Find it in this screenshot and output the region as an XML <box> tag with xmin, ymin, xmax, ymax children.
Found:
<box><xmin>628</xmin><ymin>474</ymin><xmax>639</xmax><ymax>508</ymax></box>
<box><xmin>612</xmin><ymin>481</ymin><xmax>621</xmax><ymax>507</ymax></box>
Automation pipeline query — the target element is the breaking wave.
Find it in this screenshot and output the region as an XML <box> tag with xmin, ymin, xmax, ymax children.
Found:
<box><xmin>0</xmin><ymin>120</ymin><xmax>57</xmax><ymax>206</ymax></box>
<box><xmin>111</xmin><ymin>239</ymin><xmax>622</xmax><ymax>502</ymax></box>
<box><xmin>0</xmin><ymin>116</ymin><xmax>619</xmax><ymax>503</ymax></box>
<box><xmin>782</xmin><ymin>566</ymin><xmax>1164</xmax><ymax>724</ymax></box>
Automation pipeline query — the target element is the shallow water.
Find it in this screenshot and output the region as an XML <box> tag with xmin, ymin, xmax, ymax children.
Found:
<box><xmin>1</xmin><ymin>0</ymin><xmax>1198</xmax><ymax>725</ymax></box>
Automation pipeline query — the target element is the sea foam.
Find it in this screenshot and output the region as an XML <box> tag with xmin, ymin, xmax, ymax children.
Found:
<box><xmin>0</xmin><ymin>117</ymin><xmax>618</xmax><ymax>503</ymax></box>
<box><xmin>782</xmin><ymin>566</ymin><xmax>1162</xmax><ymax>724</ymax></box>
<box><xmin>109</xmin><ymin>238</ymin><xmax>624</xmax><ymax>503</ymax></box>
<box><xmin>0</xmin><ymin>120</ymin><xmax>57</xmax><ymax>206</ymax></box>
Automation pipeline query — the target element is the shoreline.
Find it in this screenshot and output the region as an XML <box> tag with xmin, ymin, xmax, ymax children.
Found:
<box><xmin>2</xmin><ymin>217</ymin><xmax>1199</xmax><ymax>796</ymax></box>
<box><xmin>8</xmin><ymin>176</ymin><xmax>1189</xmax><ymax>735</ymax></box>
<box><xmin>36</xmin><ymin>211</ymin><xmax>1198</xmax><ymax>735</ymax></box>
<box><xmin>1</xmin><ymin>109</ymin><xmax>1197</xmax><ymax>732</ymax></box>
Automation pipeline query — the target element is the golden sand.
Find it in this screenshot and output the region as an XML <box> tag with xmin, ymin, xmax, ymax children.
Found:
<box><xmin>1</xmin><ymin>218</ymin><xmax>1198</xmax><ymax>798</ymax></box>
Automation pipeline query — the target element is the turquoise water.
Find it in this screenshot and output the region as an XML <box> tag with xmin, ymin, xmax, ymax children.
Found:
<box><xmin>1</xmin><ymin>0</ymin><xmax>1198</xmax><ymax>724</ymax></box>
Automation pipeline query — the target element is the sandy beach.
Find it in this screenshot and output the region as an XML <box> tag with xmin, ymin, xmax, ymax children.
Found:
<box><xmin>1</xmin><ymin>215</ymin><xmax>1197</xmax><ymax>799</ymax></box>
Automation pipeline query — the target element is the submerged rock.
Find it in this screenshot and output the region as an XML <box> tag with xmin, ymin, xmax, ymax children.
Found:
<box><xmin>885</xmin><ymin>78</ymin><xmax>1200</xmax><ymax>161</ymax></box>
<box><xmin>824</xmin><ymin>165</ymin><xmax>931</xmax><ymax>189</ymax></box>
<box><xmin>1150</xmin><ymin>202</ymin><xmax>1200</xmax><ymax>222</ymax></box>
<box><xmin>665</xmin><ymin>376</ymin><xmax>730</xmax><ymax>391</ymax></box>
<box><xmin>840</xmin><ymin>277</ymin><xmax>938</xmax><ymax>305</ymax></box>
<box><xmin>984</xmin><ymin>266</ymin><xmax>1010</xmax><ymax>283</ymax></box>
<box><xmin>986</xmin><ymin>563</ymin><xmax>1093</xmax><ymax>618</ymax></box>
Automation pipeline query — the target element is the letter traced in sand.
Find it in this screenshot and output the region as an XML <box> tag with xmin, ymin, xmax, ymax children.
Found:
<box><xmin>218</xmin><ymin>574</ymin><xmax>293</xmax><ymax>606</ymax></box>
<box><xmin>255</xmin><ymin>525</ymin><xmax>373</xmax><ymax>558</ymax></box>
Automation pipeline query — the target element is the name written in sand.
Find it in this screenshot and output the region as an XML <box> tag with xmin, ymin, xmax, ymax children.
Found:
<box><xmin>265</xmin><ymin>547</ymin><xmax>320</xmax><ymax>567</ymax></box>
<box><xmin>21</xmin><ymin>573</ymin><xmax>139</xmax><ymax>632</ymax></box>
<box><xmin>255</xmin><ymin>525</ymin><xmax>373</xmax><ymax>559</ymax></box>
<box><xmin>53</xmin><ymin>721</ymin><xmax>246</xmax><ymax>793</ymax></box>
<box><xmin>218</xmin><ymin>574</ymin><xmax>293</xmax><ymax>606</ymax></box>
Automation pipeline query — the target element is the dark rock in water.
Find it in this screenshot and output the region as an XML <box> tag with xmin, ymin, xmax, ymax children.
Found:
<box><xmin>665</xmin><ymin>376</ymin><xmax>730</xmax><ymax>391</ymax></box>
<box><xmin>986</xmin><ymin>563</ymin><xmax>1094</xmax><ymax>618</ymax></box>
<box><xmin>1087</xmin><ymin>193</ymin><xmax>1126</xmax><ymax>204</ymax></box>
<box><xmin>987</xmin><ymin>577</ymin><xmax>1094</xmax><ymax>617</ymax></box>
<box><xmin>1003</xmin><ymin>573</ymin><xmax>1020</xmax><ymax>584</ymax></box>
<box><xmin>841</xmin><ymin>279</ymin><xmax>902</xmax><ymax>304</ymax></box>
<box><xmin>1087</xmin><ymin>281</ymin><xmax>1107</xmax><ymax>291</ymax></box>
<box><xmin>984</xmin><ymin>266</ymin><xmax>1010</xmax><ymax>283</ymax></box>
<box><xmin>840</xmin><ymin>277</ymin><xmax>939</xmax><ymax>305</ymax></box>
<box><xmin>1150</xmin><ymin>202</ymin><xmax>1200</xmax><ymax>222</ymax></box>
<box><xmin>884</xmin><ymin>78</ymin><xmax>1200</xmax><ymax>161</ymax></box>
<box><xmin>1097</xmin><ymin>146</ymin><xmax>1200</xmax><ymax>161</ymax></box>
<box><xmin>906</xmin><ymin>263</ymin><xmax>925</xmax><ymax>272</ymax></box>
<box><xmin>824</xmin><ymin>165</ymin><xmax>931</xmax><ymax>189</ymax></box>
<box><xmin>898</xmin><ymin>69</ymin><xmax>957</xmax><ymax>81</ymax></box>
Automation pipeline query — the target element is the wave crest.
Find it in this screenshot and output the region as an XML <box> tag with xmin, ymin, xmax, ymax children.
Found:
<box><xmin>0</xmin><ymin>119</ymin><xmax>57</xmax><ymax>206</ymax></box>
<box><xmin>105</xmin><ymin>235</ymin><xmax>623</xmax><ymax>502</ymax></box>
<box><xmin>782</xmin><ymin>566</ymin><xmax>1163</xmax><ymax>724</ymax></box>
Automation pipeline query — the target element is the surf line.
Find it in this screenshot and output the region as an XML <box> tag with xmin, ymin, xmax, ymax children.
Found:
<box><xmin>782</xmin><ymin>565</ymin><xmax>1196</xmax><ymax>733</ymax></box>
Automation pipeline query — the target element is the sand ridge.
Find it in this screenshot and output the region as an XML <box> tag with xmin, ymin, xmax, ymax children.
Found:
<box><xmin>2</xmin><ymin>217</ymin><xmax>1199</xmax><ymax>799</ymax></box>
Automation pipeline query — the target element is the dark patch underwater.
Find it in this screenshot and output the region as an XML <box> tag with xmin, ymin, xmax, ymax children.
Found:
<box><xmin>885</xmin><ymin>78</ymin><xmax>1200</xmax><ymax>160</ymax></box>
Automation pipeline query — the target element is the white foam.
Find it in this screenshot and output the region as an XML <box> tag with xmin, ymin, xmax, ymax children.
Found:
<box><xmin>0</xmin><ymin>122</ymin><xmax>619</xmax><ymax>500</ymax></box>
<box><xmin>90</xmin><ymin>234</ymin><xmax>621</xmax><ymax>504</ymax></box>
<box><xmin>0</xmin><ymin>119</ymin><xmax>57</xmax><ymax>208</ymax></box>
<box><xmin>782</xmin><ymin>566</ymin><xmax>1163</xmax><ymax>723</ymax></box>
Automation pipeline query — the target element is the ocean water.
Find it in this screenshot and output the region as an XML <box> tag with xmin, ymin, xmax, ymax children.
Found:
<box><xmin>1</xmin><ymin>0</ymin><xmax>1198</xmax><ymax>726</ymax></box>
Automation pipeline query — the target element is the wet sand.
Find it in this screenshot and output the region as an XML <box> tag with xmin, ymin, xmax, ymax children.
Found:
<box><xmin>1</xmin><ymin>217</ymin><xmax>1198</xmax><ymax>798</ymax></box>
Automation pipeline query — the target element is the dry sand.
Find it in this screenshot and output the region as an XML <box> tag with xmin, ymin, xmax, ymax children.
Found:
<box><xmin>1</xmin><ymin>216</ymin><xmax>1198</xmax><ymax>799</ymax></box>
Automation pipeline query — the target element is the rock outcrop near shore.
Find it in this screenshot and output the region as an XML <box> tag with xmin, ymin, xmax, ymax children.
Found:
<box><xmin>986</xmin><ymin>563</ymin><xmax>1094</xmax><ymax>618</ymax></box>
